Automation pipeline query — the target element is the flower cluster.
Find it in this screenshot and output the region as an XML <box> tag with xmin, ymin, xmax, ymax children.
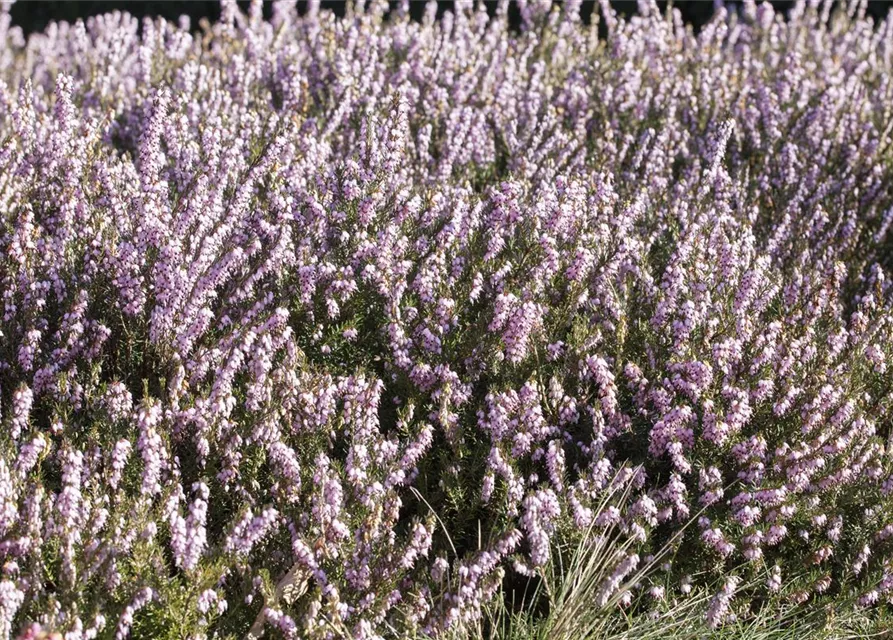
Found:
<box><xmin>1</xmin><ymin>0</ymin><xmax>893</xmax><ymax>637</ymax></box>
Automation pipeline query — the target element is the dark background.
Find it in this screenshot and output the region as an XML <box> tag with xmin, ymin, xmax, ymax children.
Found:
<box><xmin>7</xmin><ymin>1</ymin><xmax>893</xmax><ymax>36</ymax></box>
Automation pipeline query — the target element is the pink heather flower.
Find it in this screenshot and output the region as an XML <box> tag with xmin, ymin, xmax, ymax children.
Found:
<box><xmin>225</xmin><ymin>508</ymin><xmax>281</xmax><ymax>558</ymax></box>
<box><xmin>115</xmin><ymin>588</ymin><xmax>155</xmax><ymax>639</ymax></box>
<box><xmin>865</xmin><ymin>344</ymin><xmax>887</xmax><ymax>373</ymax></box>
<box><xmin>197</xmin><ymin>589</ymin><xmax>217</xmax><ymax>614</ymax></box>
<box><xmin>546</xmin><ymin>341</ymin><xmax>565</xmax><ymax>361</ymax></box>
<box><xmin>2</xmin><ymin>4</ymin><xmax>893</xmax><ymax>637</ymax></box>
<box><xmin>103</xmin><ymin>382</ymin><xmax>134</xmax><ymax>422</ymax></box>
<box><xmin>431</xmin><ymin>557</ymin><xmax>450</xmax><ymax>583</ymax></box>
<box><xmin>858</xmin><ymin>590</ymin><xmax>880</xmax><ymax>607</ymax></box>
<box><xmin>766</xmin><ymin>524</ymin><xmax>788</xmax><ymax>546</ymax></box>
<box><xmin>10</xmin><ymin>386</ymin><xmax>32</xmax><ymax>442</ymax></box>
<box><xmin>733</xmin><ymin>504</ymin><xmax>762</xmax><ymax>528</ymax></box>
<box><xmin>0</xmin><ymin>462</ymin><xmax>17</xmax><ymax>537</ymax></box>
<box><xmin>595</xmin><ymin>506</ymin><xmax>622</xmax><ymax>528</ymax></box>
<box><xmin>169</xmin><ymin>482</ymin><xmax>209</xmax><ymax>573</ymax></box>
<box><xmin>853</xmin><ymin>545</ymin><xmax>872</xmax><ymax>575</ymax></box>
<box><xmin>545</xmin><ymin>440</ymin><xmax>566</xmax><ymax>492</ymax></box>
<box><xmin>813</xmin><ymin>545</ymin><xmax>833</xmax><ymax>564</ymax></box>
<box><xmin>16</xmin><ymin>439</ymin><xmax>47</xmax><ymax>483</ymax></box>
<box><xmin>109</xmin><ymin>439</ymin><xmax>132</xmax><ymax>491</ymax></box>
<box><xmin>705</xmin><ymin>119</ymin><xmax>735</xmax><ymax>182</ymax></box>
<box><xmin>701</xmin><ymin>528</ymin><xmax>735</xmax><ymax>558</ymax></box>
<box><xmin>521</xmin><ymin>489</ymin><xmax>560</xmax><ymax>567</ymax></box>
<box><xmin>742</xmin><ymin>530</ymin><xmax>764</xmax><ymax>561</ymax></box>
<box><xmin>814</xmin><ymin>575</ymin><xmax>832</xmax><ymax>594</ymax></box>
<box><xmin>706</xmin><ymin>576</ymin><xmax>740</xmax><ymax>629</ymax></box>
<box><xmin>17</xmin><ymin>329</ymin><xmax>41</xmax><ymax>372</ymax></box>
<box><xmin>400</xmin><ymin>521</ymin><xmax>433</xmax><ymax>570</ymax></box>
<box><xmin>264</xmin><ymin>608</ymin><xmax>299</xmax><ymax>639</ymax></box>
<box><xmin>136</xmin><ymin>403</ymin><xmax>165</xmax><ymax>497</ymax></box>
<box><xmin>0</xmin><ymin>580</ymin><xmax>25</xmax><ymax>639</ymax></box>
<box><xmin>596</xmin><ymin>553</ymin><xmax>639</xmax><ymax>607</ymax></box>
<box><xmin>767</xmin><ymin>565</ymin><xmax>782</xmax><ymax>593</ymax></box>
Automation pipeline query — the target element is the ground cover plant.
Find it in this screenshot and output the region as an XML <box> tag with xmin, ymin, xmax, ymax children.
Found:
<box><xmin>1</xmin><ymin>0</ymin><xmax>893</xmax><ymax>637</ymax></box>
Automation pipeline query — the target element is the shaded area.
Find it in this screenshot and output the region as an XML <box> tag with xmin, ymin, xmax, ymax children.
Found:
<box><xmin>10</xmin><ymin>1</ymin><xmax>893</xmax><ymax>37</ymax></box>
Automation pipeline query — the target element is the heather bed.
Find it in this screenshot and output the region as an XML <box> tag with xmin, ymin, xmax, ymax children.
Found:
<box><xmin>0</xmin><ymin>0</ymin><xmax>892</xmax><ymax>638</ymax></box>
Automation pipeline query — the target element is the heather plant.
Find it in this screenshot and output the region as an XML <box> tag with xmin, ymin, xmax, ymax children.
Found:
<box><xmin>1</xmin><ymin>0</ymin><xmax>893</xmax><ymax>638</ymax></box>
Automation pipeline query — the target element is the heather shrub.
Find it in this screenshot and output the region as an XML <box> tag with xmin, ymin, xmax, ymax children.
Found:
<box><xmin>1</xmin><ymin>0</ymin><xmax>893</xmax><ymax>638</ymax></box>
